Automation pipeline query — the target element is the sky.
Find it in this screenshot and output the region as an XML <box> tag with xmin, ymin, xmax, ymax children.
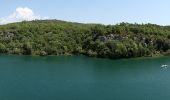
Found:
<box><xmin>0</xmin><ymin>0</ymin><xmax>170</xmax><ymax>25</ymax></box>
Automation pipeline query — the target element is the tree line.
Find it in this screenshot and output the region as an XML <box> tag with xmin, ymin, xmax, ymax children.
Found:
<box><xmin>0</xmin><ymin>20</ymin><xmax>170</xmax><ymax>59</ymax></box>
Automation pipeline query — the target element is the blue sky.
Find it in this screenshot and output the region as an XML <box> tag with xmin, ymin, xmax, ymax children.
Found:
<box><xmin>0</xmin><ymin>0</ymin><xmax>170</xmax><ymax>25</ymax></box>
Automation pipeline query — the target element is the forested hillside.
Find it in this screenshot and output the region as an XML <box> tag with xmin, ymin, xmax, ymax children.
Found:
<box><xmin>0</xmin><ymin>20</ymin><xmax>170</xmax><ymax>59</ymax></box>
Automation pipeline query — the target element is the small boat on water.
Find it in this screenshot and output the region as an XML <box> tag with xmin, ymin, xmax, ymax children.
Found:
<box><xmin>161</xmin><ymin>64</ymin><xmax>168</xmax><ymax>68</ymax></box>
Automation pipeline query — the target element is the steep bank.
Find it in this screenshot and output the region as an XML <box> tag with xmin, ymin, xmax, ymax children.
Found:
<box><xmin>0</xmin><ymin>20</ymin><xmax>170</xmax><ymax>59</ymax></box>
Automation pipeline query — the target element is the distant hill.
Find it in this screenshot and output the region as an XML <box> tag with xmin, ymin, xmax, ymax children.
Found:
<box><xmin>0</xmin><ymin>20</ymin><xmax>170</xmax><ymax>59</ymax></box>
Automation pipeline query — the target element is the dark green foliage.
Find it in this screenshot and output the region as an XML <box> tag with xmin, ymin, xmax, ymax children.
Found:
<box><xmin>0</xmin><ymin>43</ymin><xmax>6</xmax><ymax>53</ymax></box>
<box><xmin>0</xmin><ymin>20</ymin><xmax>170</xmax><ymax>59</ymax></box>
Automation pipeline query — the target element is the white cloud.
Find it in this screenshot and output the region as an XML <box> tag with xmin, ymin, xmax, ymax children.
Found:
<box><xmin>0</xmin><ymin>7</ymin><xmax>48</xmax><ymax>25</ymax></box>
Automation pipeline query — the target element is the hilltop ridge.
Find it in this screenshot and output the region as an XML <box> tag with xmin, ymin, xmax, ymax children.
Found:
<box><xmin>0</xmin><ymin>20</ymin><xmax>170</xmax><ymax>59</ymax></box>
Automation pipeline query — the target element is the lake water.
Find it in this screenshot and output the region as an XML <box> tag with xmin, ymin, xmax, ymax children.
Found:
<box><xmin>0</xmin><ymin>55</ymin><xmax>170</xmax><ymax>100</ymax></box>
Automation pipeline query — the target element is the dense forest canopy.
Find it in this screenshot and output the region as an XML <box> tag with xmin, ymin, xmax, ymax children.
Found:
<box><xmin>0</xmin><ymin>20</ymin><xmax>170</xmax><ymax>59</ymax></box>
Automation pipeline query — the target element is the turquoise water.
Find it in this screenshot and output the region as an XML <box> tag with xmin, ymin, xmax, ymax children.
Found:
<box><xmin>0</xmin><ymin>55</ymin><xmax>170</xmax><ymax>100</ymax></box>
